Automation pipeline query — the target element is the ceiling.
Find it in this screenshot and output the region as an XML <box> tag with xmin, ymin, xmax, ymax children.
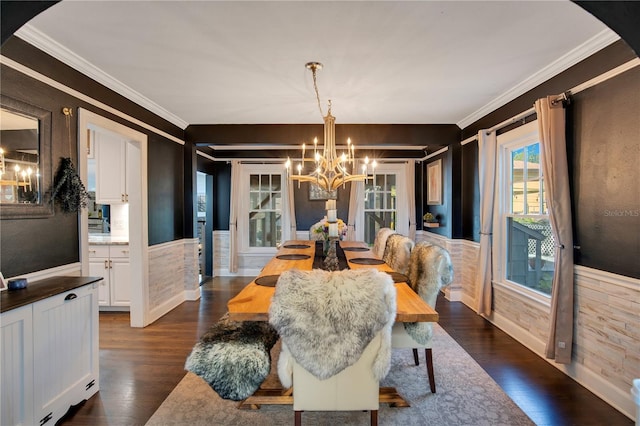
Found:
<box><xmin>16</xmin><ymin>1</ymin><xmax>616</xmax><ymax>130</ymax></box>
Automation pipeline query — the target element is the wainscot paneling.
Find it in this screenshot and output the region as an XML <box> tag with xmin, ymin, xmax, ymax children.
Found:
<box><xmin>213</xmin><ymin>231</ymin><xmax>265</xmax><ymax>277</ymax></box>
<box><xmin>148</xmin><ymin>239</ymin><xmax>200</xmax><ymax>324</ymax></box>
<box><xmin>415</xmin><ymin>230</ymin><xmax>462</xmax><ymax>301</ymax></box>
<box><xmin>427</xmin><ymin>233</ymin><xmax>638</xmax><ymax>420</ymax></box>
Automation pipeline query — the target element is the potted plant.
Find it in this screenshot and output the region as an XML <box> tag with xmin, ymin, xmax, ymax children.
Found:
<box><xmin>423</xmin><ymin>212</ymin><xmax>439</xmax><ymax>228</ymax></box>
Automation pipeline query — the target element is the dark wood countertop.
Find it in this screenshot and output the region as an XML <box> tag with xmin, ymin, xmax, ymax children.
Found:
<box><xmin>1</xmin><ymin>276</ymin><xmax>103</xmax><ymax>313</ymax></box>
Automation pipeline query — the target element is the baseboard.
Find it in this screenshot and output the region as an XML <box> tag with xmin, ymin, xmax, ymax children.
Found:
<box><xmin>460</xmin><ymin>292</ymin><xmax>477</xmax><ymax>311</ymax></box>
<box><xmin>148</xmin><ymin>292</ymin><xmax>185</xmax><ymax>325</ymax></box>
<box><xmin>184</xmin><ymin>287</ymin><xmax>201</xmax><ymax>301</ymax></box>
<box><xmin>214</xmin><ymin>267</ymin><xmax>262</xmax><ymax>277</ymax></box>
<box><xmin>443</xmin><ymin>287</ymin><xmax>462</xmax><ymax>302</ymax></box>
<box><xmin>490</xmin><ymin>310</ymin><xmax>635</xmax><ymax>421</ymax></box>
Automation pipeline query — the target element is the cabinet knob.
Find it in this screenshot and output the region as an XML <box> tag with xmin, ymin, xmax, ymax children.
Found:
<box><xmin>104</xmin><ymin>260</ymin><xmax>109</xmax><ymax>269</ymax></box>
<box><xmin>64</xmin><ymin>293</ymin><xmax>77</xmax><ymax>301</ymax></box>
<box><xmin>89</xmin><ymin>250</ymin><xmax>96</xmax><ymax>254</ymax></box>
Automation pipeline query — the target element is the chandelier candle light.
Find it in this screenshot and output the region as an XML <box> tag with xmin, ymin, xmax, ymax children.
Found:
<box><xmin>285</xmin><ymin>62</ymin><xmax>376</xmax><ymax>194</ymax></box>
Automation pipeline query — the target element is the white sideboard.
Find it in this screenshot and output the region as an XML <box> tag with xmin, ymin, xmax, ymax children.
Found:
<box><xmin>0</xmin><ymin>276</ymin><xmax>100</xmax><ymax>426</ymax></box>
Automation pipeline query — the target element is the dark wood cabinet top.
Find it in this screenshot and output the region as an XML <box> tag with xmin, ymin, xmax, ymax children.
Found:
<box><xmin>1</xmin><ymin>276</ymin><xmax>103</xmax><ymax>313</ymax></box>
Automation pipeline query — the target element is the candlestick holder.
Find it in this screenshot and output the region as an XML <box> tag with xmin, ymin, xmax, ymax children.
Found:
<box><xmin>322</xmin><ymin>237</ymin><xmax>340</xmax><ymax>271</ymax></box>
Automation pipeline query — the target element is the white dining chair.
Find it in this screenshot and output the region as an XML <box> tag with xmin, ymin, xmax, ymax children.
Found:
<box><xmin>269</xmin><ymin>268</ymin><xmax>396</xmax><ymax>426</ymax></box>
<box><xmin>382</xmin><ymin>234</ymin><xmax>415</xmax><ymax>275</ymax></box>
<box><xmin>372</xmin><ymin>227</ymin><xmax>396</xmax><ymax>258</ymax></box>
<box><xmin>391</xmin><ymin>242</ymin><xmax>453</xmax><ymax>393</ymax></box>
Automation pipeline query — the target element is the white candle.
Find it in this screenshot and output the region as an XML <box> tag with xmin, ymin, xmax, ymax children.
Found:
<box><xmin>328</xmin><ymin>223</ymin><xmax>338</xmax><ymax>237</ymax></box>
<box><xmin>327</xmin><ymin>199</ymin><xmax>336</xmax><ymax>210</ymax></box>
<box><xmin>327</xmin><ymin>209</ymin><xmax>337</xmax><ymax>222</ymax></box>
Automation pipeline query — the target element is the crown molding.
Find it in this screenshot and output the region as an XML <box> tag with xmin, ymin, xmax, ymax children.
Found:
<box><xmin>0</xmin><ymin>54</ymin><xmax>185</xmax><ymax>145</ymax></box>
<box><xmin>457</xmin><ymin>29</ymin><xmax>620</xmax><ymax>129</ymax></box>
<box><xmin>15</xmin><ymin>24</ymin><xmax>189</xmax><ymax>130</ymax></box>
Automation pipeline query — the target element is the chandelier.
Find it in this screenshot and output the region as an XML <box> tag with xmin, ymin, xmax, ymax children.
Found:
<box><xmin>285</xmin><ymin>62</ymin><xmax>375</xmax><ymax>193</ymax></box>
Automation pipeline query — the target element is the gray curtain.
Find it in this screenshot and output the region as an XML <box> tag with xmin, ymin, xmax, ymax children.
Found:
<box><xmin>535</xmin><ymin>96</ymin><xmax>574</xmax><ymax>364</ymax></box>
<box><xmin>474</xmin><ymin>130</ymin><xmax>497</xmax><ymax>316</ymax></box>
<box><xmin>347</xmin><ymin>180</ymin><xmax>364</xmax><ymax>241</ymax></box>
<box><xmin>228</xmin><ymin>160</ymin><xmax>241</xmax><ymax>273</ymax></box>
<box><xmin>405</xmin><ymin>160</ymin><xmax>416</xmax><ymax>240</ymax></box>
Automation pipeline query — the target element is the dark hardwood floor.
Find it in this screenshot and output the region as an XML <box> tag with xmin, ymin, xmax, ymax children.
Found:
<box><xmin>60</xmin><ymin>277</ymin><xmax>632</xmax><ymax>426</ymax></box>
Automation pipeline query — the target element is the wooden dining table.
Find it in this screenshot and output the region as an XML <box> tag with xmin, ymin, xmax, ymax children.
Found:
<box><xmin>227</xmin><ymin>240</ymin><xmax>437</xmax><ymax>409</ymax></box>
<box><xmin>227</xmin><ymin>240</ymin><xmax>438</xmax><ymax>323</ymax></box>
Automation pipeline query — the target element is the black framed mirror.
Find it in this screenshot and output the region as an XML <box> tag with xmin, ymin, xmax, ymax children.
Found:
<box><xmin>0</xmin><ymin>95</ymin><xmax>53</xmax><ymax>218</ymax></box>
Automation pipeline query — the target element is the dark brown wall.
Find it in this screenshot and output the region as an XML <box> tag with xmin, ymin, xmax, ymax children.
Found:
<box><xmin>570</xmin><ymin>67</ymin><xmax>640</xmax><ymax>278</ymax></box>
<box><xmin>459</xmin><ymin>44</ymin><xmax>640</xmax><ymax>278</ymax></box>
<box><xmin>0</xmin><ymin>40</ymin><xmax>187</xmax><ymax>277</ymax></box>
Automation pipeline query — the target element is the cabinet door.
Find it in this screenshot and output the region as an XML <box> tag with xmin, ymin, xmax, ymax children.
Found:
<box><xmin>95</xmin><ymin>129</ymin><xmax>126</xmax><ymax>204</ymax></box>
<box><xmin>0</xmin><ymin>305</ymin><xmax>34</xmax><ymax>426</ymax></box>
<box><xmin>32</xmin><ymin>284</ymin><xmax>99</xmax><ymax>425</ymax></box>
<box><xmin>110</xmin><ymin>258</ymin><xmax>131</xmax><ymax>306</ymax></box>
<box><xmin>89</xmin><ymin>259</ymin><xmax>110</xmax><ymax>305</ymax></box>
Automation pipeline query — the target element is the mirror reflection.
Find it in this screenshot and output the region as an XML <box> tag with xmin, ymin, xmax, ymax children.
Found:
<box><xmin>0</xmin><ymin>108</ymin><xmax>41</xmax><ymax>204</ymax></box>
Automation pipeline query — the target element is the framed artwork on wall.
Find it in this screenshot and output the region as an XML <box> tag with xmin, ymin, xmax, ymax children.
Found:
<box><xmin>427</xmin><ymin>159</ymin><xmax>442</xmax><ymax>205</ymax></box>
<box><xmin>309</xmin><ymin>183</ymin><xmax>337</xmax><ymax>201</ymax></box>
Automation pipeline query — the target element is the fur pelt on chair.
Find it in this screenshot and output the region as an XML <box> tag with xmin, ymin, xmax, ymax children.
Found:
<box><xmin>403</xmin><ymin>242</ymin><xmax>454</xmax><ymax>344</ymax></box>
<box><xmin>269</xmin><ymin>269</ymin><xmax>397</xmax><ymax>388</ymax></box>
<box><xmin>372</xmin><ymin>227</ymin><xmax>396</xmax><ymax>258</ymax></box>
<box><xmin>184</xmin><ymin>313</ymin><xmax>279</xmax><ymax>401</ymax></box>
<box><xmin>382</xmin><ymin>234</ymin><xmax>415</xmax><ymax>275</ymax></box>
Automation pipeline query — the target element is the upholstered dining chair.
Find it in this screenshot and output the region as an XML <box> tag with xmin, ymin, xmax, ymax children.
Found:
<box><xmin>391</xmin><ymin>242</ymin><xmax>453</xmax><ymax>393</ymax></box>
<box><xmin>269</xmin><ymin>268</ymin><xmax>397</xmax><ymax>426</ymax></box>
<box><xmin>372</xmin><ymin>227</ymin><xmax>396</xmax><ymax>258</ymax></box>
<box><xmin>382</xmin><ymin>233</ymin><xmax>415</xmax><ymax>275</ymax></box>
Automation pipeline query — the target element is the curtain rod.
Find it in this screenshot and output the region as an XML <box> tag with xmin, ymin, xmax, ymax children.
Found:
<box><xmin>460</xmin><ymin>57</ymin><xmax>640</xmax><ymax>144</ymax></box>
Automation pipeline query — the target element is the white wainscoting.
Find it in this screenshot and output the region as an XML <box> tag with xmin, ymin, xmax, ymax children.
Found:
<box><xmin>212</xmin><ymin>230</ymin><xmax>269</xmax><ymax>277</ymax></box>
<box><xmin>415</xmin><ymin>231</ymin><xmax>463</xmax><ymax>301</ymax></box>
<box><xmin>147</xmin><ymin>238</ymin><xmax>200</xmax><ymax>324</ymax></box>
<box><xmin>421</xmin><ymin>231</ymin><xmax>639</xmax><ymax>421</ymax></box>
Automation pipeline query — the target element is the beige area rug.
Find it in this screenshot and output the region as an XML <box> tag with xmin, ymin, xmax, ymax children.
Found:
<box><xmin>146</xmin><ymin>324</ymin><xmax>534</xmax><ymax>425</ymax></box>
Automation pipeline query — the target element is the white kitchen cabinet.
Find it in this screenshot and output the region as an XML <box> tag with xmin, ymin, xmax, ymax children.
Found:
<box><xmin>89</xmin><ymin>244</ymin><xmax>131</xmax><ymax>309</ymax></box>
<box><xmin>0</xmin><ymin>277</ymin><xmax>100</xmax><ymax>426</ymax></box>
<box><xmin>94</xmin><ymin>128</ymin><xmax>127</xmax><ymax>204</ymax></box>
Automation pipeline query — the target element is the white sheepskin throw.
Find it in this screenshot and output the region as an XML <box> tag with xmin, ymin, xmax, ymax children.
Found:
<box><xmin>184</xmin><ymin>313</ymin><xmax>279</xmax><ymax>401</ymax></box>
<box><xmin>372</xmin><ymin>227</ymin><xmax>396</xmax><ymax>258</ymax></box>
<box><xmin>403</xmin><ymin>242</ymin><xmax>454</xmax><ymax>344</ymax></box>
<box><xmin>269</xmin><ymin>269</ymin><xmax>397</xmax><ymax>388</ymax></box>
<box><xmin>382</xmin><ymin>234</ymin><xmax>415</xmax><ymax>275</ymax></box>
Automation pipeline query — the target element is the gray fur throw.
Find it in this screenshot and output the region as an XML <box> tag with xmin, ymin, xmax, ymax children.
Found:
<box><xmin>184</xmin><ymin>312</ymin><xmax>278</xmax><ymax>401</ymax></box>
<box><xmin>269</xmin><ymin>269</ymin><xmax>396</xmax><ymax>388</ymax></box>
<box><xmin>403</xmin><ymin>242</ymin><xmax>454</xmax><ymax>344</ymax></box>
<box><xmin>382</xmin><ymin>234</ymin><xmax>415</xmax><ymax>275</ymax></box>
<box><xmin>372</xmin><ymin>227</ymin><xmax>396</xmax><ymax>258</ymax></box>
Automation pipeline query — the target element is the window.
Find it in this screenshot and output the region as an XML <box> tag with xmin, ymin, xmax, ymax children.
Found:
<box><xmin>357</xmin><ymin>163</ymin><xmax>409</xmax><ymax>245</ymax></box>
<box><xmin>364</xmin><ymin>174</ymin><xmax>397</xmax><ymax>244</ymax></box>
<box><xmin>248</xmin><ymin>173</ymin><xmax>282</xmax><ymax>248</ymax></box>
<box><xmin>495</xmin><ymin>121</ymin><xmax>555</xmax><ymax>296</ymax></box>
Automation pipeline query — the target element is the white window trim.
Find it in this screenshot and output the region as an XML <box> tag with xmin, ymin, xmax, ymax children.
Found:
<box><xmin>493</xmin><ymin>121</ymin><xmax>551</xmax><ymax>306</ymax></box>
<box><xmin>357</xmin><ymin>162</ymin><xmax>409</xmax><ymax>242</ymax></box>
<box><xmin>237</xmin><ymin>163</ymin><xmax>290</xmax><ymax>254</ymax></box>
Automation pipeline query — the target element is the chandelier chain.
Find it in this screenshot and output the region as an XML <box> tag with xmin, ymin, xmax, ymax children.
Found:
<box><xmin>310</xmin><ymin>66</ymin><xmax>325</xmax><ymax>118</ymax></box>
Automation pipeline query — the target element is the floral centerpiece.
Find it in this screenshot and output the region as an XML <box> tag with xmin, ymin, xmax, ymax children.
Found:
<box><xmin>312</xmin><ymin>217</ymin><xmax>348</xmax><ymax>241</ymax></box>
